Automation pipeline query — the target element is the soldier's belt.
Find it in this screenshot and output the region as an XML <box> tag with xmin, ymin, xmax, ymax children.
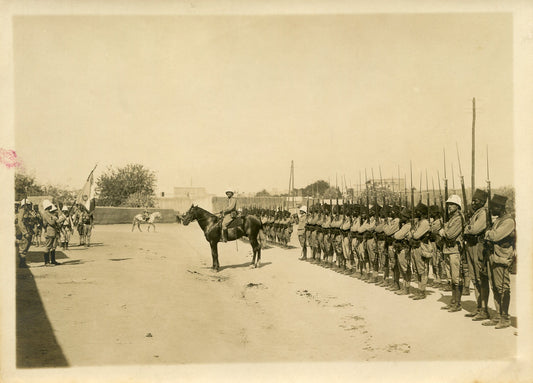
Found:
<box><xmin>463</xmin><ymin>234</ymin><xmax>480</xmax><ymax>246</ymax></box>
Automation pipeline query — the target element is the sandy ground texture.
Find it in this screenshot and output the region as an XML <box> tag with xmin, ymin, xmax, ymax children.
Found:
<box><xmin>16</xmin><ymin>223</ymin><xmax>516</xmax><ymax>368</ymax></box>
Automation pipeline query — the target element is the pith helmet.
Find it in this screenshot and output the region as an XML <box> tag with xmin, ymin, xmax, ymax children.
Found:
<box><xmin>299</xmin><ymin>205</ymin><xmax>307</xmax><ymax>213</ymax></box>
<box><xmin>20</xmin><ymin>198</ymin><xmax>31</xmax><ymax>207</ymax></box>
<box><xmin>225</xmin><ymin>188</ymin><xmax>234</xmax><ymax>195</ymax></box>
<box><xmin>490</xmin><ymin>194</ymin><xmax>507</xmax><ymax>208</ymax></box>
<box><xmin>472</xmin><ymin>188</ymin><xmax>488</xmax><ymax>203</ymax></box>
<box><xmin>50</xmin><ymin>204</ymin><xmax>58</xmax><ymax>212</ymax></box>
<box><xmin>62</xmin><ymin>206</ymin><xmax>69</xmax><ymax>212</ymax></box>
<box><xmin>446</xmin><ymin>194</ymin><xmax>462</xmax><ymax>210</ymax></box>
<box><xmin>42</xmin><ymin>199</ymin><xmax>53</xmax><ymax>210</ymax></box>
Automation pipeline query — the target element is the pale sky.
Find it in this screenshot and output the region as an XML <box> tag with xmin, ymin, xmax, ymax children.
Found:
<box><xmin>14</xmin><ymin>14</ymin><xmax>513</xmax><ymax>196</ymax></box>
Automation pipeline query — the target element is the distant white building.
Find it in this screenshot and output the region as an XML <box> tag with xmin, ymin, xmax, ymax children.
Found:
<box><xmin>156</xmin><ymin>186</ymin><xmax>212</xmax><ymax>213</ymax></box>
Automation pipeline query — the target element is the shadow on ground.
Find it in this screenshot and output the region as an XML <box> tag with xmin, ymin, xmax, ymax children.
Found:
<box><xmin>16</xmin><ymin>266</ymin><xmax>69</xmax><ymax>368</ymax></box>
<box><xmin>437</xmin><ymin>294</ymin><xmax>517</xmax><ymax>328</ymax></box>
<box><xmin>201</xmin><ymin>261</ymin><xmax>273</xmax><ymax>271</ymax></box>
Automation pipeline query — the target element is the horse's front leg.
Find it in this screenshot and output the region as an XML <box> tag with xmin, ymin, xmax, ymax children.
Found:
<box><xmin>210</xmin><ymin>242</ymin><xmax>220</xmax><ymax>271</ymax></box>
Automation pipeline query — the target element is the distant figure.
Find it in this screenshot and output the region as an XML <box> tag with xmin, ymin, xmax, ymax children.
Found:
<box><xmin>132</xmin><ymin>211</ymin><xmax>161</xmax><ymax>232</ymax></box>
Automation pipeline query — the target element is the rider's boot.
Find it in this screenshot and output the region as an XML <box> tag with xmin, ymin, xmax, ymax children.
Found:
<box><xmin>221</xmin><ymin>229</ymin><xmax>228</xmax><ymax>243</ymax></box>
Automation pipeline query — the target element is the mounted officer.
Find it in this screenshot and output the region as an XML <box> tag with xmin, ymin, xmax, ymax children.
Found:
<box><xmin>219</xmin><ymin>188</ymin><xmax>237</xmax><ymax>242</ymax></box>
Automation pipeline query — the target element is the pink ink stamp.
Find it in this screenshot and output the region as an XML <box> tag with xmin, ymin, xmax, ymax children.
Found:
<box><xmin>0</xmin><ymin>148</ymin><xmax>22</xmax><ymax>169</ymax></box>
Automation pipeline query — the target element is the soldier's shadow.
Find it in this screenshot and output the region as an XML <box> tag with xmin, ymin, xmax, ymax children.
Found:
<box><xmin>437</xmin><ymin>293</ymin><xmax>517</xmax><ymax>328</ymax></box>
<box><xmin>25</xmin><ymin>251</ymin><xmax>88</xmax><ymax>266</ymax></box>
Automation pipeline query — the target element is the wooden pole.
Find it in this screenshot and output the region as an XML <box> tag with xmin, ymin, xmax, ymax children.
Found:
<box><xmin>471</xmin><ymin>97</ymin><xmax>476</xmax><ymax>199</ymax></box>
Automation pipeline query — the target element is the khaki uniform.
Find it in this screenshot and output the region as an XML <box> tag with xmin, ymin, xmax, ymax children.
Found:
<box><xmin>221</xmin><ymin>197</ymin><xmax>237</xmax><ymax>230</ymax></box>
<box><xmin>411</xmin><ymin>218</ymin><xmax>431</xmax><ymax>295</ymax></box>
<box><xmin>341</xmin><ymin>215</ymin><xmax>353</xmax><ymax>269</ymax></box>
<box><xmin>393</xmin><ymin>222</ymin><xmax>412</xmax><ymax>293</ymax></box>
<box><xmin>385</xmin><ymin>217</ymin><xmax>400</xmax><ymax>288</ymax></box>
<box><xmin>441</xmin><ymin>211</ymin><xmax>464</xmax><ymax>285</ymax></box>
<box><xmin>485</xmin><ymin>213</ymin><xmax>515</xmax><ymax>324</ymax></box>
<box><xmin>464</xmin><ymin>207</ymin><xmax>488</xmax><ymax>311</ymax></box>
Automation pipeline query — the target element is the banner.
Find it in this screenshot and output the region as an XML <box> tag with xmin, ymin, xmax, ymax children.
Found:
<box><xmin>76</xmin><ymin>166</ymin><xmax>97</xmax><ymax>212</ymax></box>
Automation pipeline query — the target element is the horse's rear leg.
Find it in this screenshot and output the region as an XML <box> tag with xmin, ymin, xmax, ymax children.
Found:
<box><xmin>251</xmin><ymin>238</ymin><xmax>261</xmax><ymax>268</ymax></box>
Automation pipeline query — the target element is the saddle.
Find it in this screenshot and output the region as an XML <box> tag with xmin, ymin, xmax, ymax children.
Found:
<box><xmin>218</xmin><ymin>216</ymin><xmax>244</xmax><ymax>230</ymax></box>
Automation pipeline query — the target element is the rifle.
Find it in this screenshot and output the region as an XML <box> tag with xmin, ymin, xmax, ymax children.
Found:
<box><xmin>437</xmin><ymin>170</ymin><xmax>446</xmax><ymax>223</ymax></box>
<box><xmin>358</xmin><ymin>171</ymin><xmax>362</xmax><ymax>205</ymax></box>
<box><xmin>336</xmin><ymin>174</ymin><xmax>339</xmax><ymax>214</ymax></box>
<box><xmin>456</xmin><ymin>142</ymin><xmax>469</xmax><ymax>218</ymax></box>
<box><xmin>431</xmin><ymin>176</ymin><xmax>437</xmax><ymax>206</ymax></box>
<box><xmin>397</xmin><ymin>165</ymin><xmax>401</xmax><ymax>206</ymax></box>
<box><xmin>426</xmin><ymin>170</ymin><xmax>430</xmax><ymax>220</ymax></box>
<box><xmin>443</xmin><ymin>149</ymin><xmax>449</xmax><ymax>222</ymax></box>
<box><xmin>451</xmin><ymin>163</ymin><xmax>456</xmax><ymax>196</ymax></box>
<box><xmin>371</xmin><ymin>168</ymin><xmax>378</xmax><ymax>218</ymax></box>
<box><xmin>404</xmin><ymin>174</ymin><xmax>408</xmax><ymax>208</ymax></box>
<box><xmin>486</xmin><ymin>145</ymin><xmax>492</xmax><ymax>227</ymax></box>
<box><xmin>483</xmin><ymin>145</ymin><xmax>494</xmax><ymax>261</ymax></box>
<box><xmin>410</xmin><ymin>161</ymin><xmax>415</xmax><ymax>226</ymax></box>
<box><xmin>419</xmin><ymin>171</ymin><xmax>423</xmax><ymax>204</ymax></box>
<box><xmin>364</xmin><ymin>169</ymin><xmax>370</xmax><ymax>216</ymax></box>
<box><xmin>379</xmin><ymin>165</ymin><xmax>385</xmax><ymax>207</ymax></box>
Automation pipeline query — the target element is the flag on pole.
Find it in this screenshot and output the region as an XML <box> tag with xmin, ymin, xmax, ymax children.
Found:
<box><xmin>76</xmin><ymin>165</ymin><xmax>97</xmax><ymax>212</ymax></box>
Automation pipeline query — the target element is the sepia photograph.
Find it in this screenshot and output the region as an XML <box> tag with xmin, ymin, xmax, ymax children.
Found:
<box><xmin>1</xmin><ymin>1</ymin><xmax>533</xmax><ymax>382</ymax></box>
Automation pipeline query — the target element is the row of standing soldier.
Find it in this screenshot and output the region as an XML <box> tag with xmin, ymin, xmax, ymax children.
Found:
<box><xmin>297</xmin><ymin>188</ymin><xmax>515</xmax><ymax>330</ymax></box>
<box><xmin>239</xmin><ymin>207</ymin><xmax>295</xmax><ymax>247</ymax></box>
<box><xmin>15</xmin><ymin>199</ymin><xmax>94</xmax><ymax>268</ymax></box>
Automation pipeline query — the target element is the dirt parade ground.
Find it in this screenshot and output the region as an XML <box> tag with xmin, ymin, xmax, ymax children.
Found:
<box><xmin>15</xmin><ymin>223</ymin><xmax>517</xmax><ymax>370</ymax></box>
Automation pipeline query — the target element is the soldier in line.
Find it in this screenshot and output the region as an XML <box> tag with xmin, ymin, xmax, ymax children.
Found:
<box><xmin>318</xmin><ymin>207</ymin><xmax>329</xmax><ymax>265</ymax></box>
<box><xmin>59</xmin><ymin>205</ymin><xmax>74</xmax><ymax>250</ymax></box>
<box><xmin>463</xmin><ymin>189</ymin><xmax>489</xmax><ymax>320</ymax></box>
<box><xmin>350</xmin><ymin>205</ymin><xmax>365</xmax><ymax>279</ymax></box>
<box><xmin>16</xmin><ymin>199</ymin><xmax>33</xmax><ymax>268</ymax></box>
<box><xmin>375</xmin><ymin>206</ymin><xmax>388</xmax><ymax>284</ymax></box>
<box><xmin>439</xmin><ymin>195</ymin><xmax>464</xmax><ymax>312</ymax></box>
<box><xmin>308</xmin><ymin>205</ymin><xmax>321</xmax><ymax>262</ymax></box>
<box><xmin>297</xmin><ymin>205</ymin><xmax>308</xmax><ymax>260</ymax></box>
<box><xmin>331</xmin><ymin>206</ymin><xmax>344</xmax><ymax>269</ymax></box>
<box><xmin>41</xmin><ymin>200</ymin><xmax>66</xmax><ymax>266</ymax></box>
<box><xmin>365</xmin><ymin>206</ymin><xmax>378</xmax><ymax>283</ymax></box>
<box><xmin>482</xmin><ymin>194</ymin><xmax>515</xmax><ymax>329</ymax></box>
<box><xmin>282</xmin><ymin>210</ymin><xmax>293</xmax><ymax>246</ymax></box>
<box><xmin>409</xmin><ymin>203</ymin><xmax>432</xmax><ymax>300</ymax></box>
<box><xmin>384</xmin><ymin>205</ymin><xmax>400</xmax><ymax>291</ymax></box>
<box><xmin>341</xmin><ymin>206</ymin><xmax>353</xmax><ymax>274</ymax></box>
<box><xmin>32</xmin><ymin>204</ymin><xmax>44</xmax><ymax>247</ymax></box>
<box><xmin>393</xmin><ymin>208</ymin><xmax>412</xmax><ymax>296</ymax></box>
<box><xmin>428</xmin><ymin>205</ymin><xmax>444</xmax><ymax>289</ymax></box>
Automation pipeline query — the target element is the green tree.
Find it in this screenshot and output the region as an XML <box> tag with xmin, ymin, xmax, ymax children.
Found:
<box><xmin>14</xmin><ymin>172</ymin><xmax>44</xmax><ymax>200</ymax></box>
<box><xmin>97</xmin><ymin>164</ymin><xmax>157</xmax><ymax>207</ymax></box>
<box><xmin>255</xmin><ymin>189</ymin><xmax>271</xmax><ymax>197</ymax></box>
<box><xmin>302</xmin><ymin>180</ymin><xmax>330</xmax><ymax>197</ymax></box>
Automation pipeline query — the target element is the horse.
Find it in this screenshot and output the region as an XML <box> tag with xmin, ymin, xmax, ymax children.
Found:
<box><xmin>181</xmin><ymin>204</ymin><xmax>264</xmax><ymax>271</ymax></box>
<box><xmin>132</xmin><ymin>211</ymin><xmax>162</xmax><ymax>232</ymax></box>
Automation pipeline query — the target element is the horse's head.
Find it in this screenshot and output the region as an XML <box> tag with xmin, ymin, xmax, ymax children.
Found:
<box><xmin>181</xmin><ymin>204</ymin><xmax>198</xmax><ymax>226</ymax></box>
